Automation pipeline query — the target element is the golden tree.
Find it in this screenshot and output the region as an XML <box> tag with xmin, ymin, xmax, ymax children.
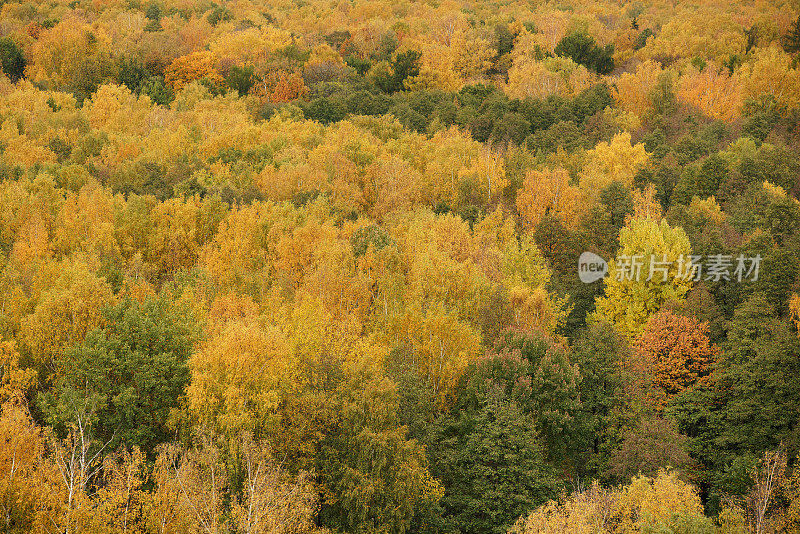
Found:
<box><xmin>516</xmin><ymin>167</ymin><xmax>583</xmax><ymax>230</ymax></box>
<box><xmin>164</xmin><ymin>51</ymin><xmax>223</xmax><ymax>92</ymax></box>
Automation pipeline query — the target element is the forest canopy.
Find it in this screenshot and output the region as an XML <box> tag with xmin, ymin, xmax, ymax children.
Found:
<box><xmin>1</xmin><ymin>0</ymin><xmax>800</xmax><ymax>532</ymax></box>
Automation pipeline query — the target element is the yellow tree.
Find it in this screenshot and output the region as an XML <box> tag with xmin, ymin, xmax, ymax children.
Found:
<box><xmin>516</xmin><ymin>167</ymin><xmax>583</xmax><ymax>230</ymax></box>
<box><xmin>230</xmin><ymin>432</ymin><xmax>320</xmax><ymax>534</ymax></box>
<box><xmin>612</xmin><ymin>60</ymin><xmax>664</xmax><ymax>117</ymax></box>
<box><xmin>397</xmin><ymin>211</ymin><xmax>487</xmax><ymax>320</ymax></box>
<box><xmin>579</xmin><ymin>131</ymin><xmax>649</xmax><ymax>205</ymax></box>
<box><xmin>84</xmin><ymin>84</ymin><xmax>153</xmax><ymax>135</ymax></box>
<box><xmin>361</xmin><ymin>154</ymin><xmax>423</xmax><ymax>220</ymax></box>
<box><xmin>677</xmin><ymin>65</ymin><xmax>743</xmax><ymax>122</ymax></box>
<box><xmin>790</xmin><ymin>293</ymin><xmax>800</xmax><ymax>335</ymax></box>
<box><xmin>628</xmin><ymin>184</ymin><xmax>664</xmax><ymax>223</ymax></box>
<box><xmin>200</xmin><ymin>203</ymin><xmax>272</xmax><ymax>295</ymax></box>
<box><xmin>0</xmin><ymin>340</ymin><xmax>35</xmax><ymax>404</ymax></box>
<box><xmin>20</xmin><ymin>260</ymin><xmax>116</xmax><ymax>374</ymax></box>
<box><xmin>510</xmin><ymin>470</ymin><xmax>711</xmax><ymax>533</ymax></box>
<box><xmin>502</xmin><ymin>233</ymin><xmax>569</xmax><ymax>335</ymax></box>
<box><xmin>741</xmin><ymin>46</ymin><xmax>800</xmax><ymax>109</ymax></box>
<box><xmin>506</xmin><ymin>58</ymin><xmax>566</xmax><ymax>100</ymax></box>
<box><xmin>146</xmin><ymin>197</ymin><xmax>200</xmax><ymax>282</ymax></box>
<box><xmin>252</xmin><ymin>70</ymin><xmax>309</xmax><ymax>103</ymax></box>
<box><xmin>148</xmin><ymin>434</ymin><xmax>228</xmax><ymax>534</ymax></box>
<box><xmin>186</xmin><ymin>319</ymin><xmax>293</xmax><ymax>436</ymax></box>
<box><xmin>594</xmin><ymin>217</ymin><xmax>693</xmax><ymax>340</ymax></box>
<box><xmin>27</xmin><ymin>18</ymin><xmax>112</xmax><ymax>93</ymax></box>
<box><xmin>396</xmin><ymin>303</ymin><xmax>481</xmax><ymax>406</ymax></box>
<box><xmin>164</xmin><ymin>51</ymin><xmax>223</xmax><ymax>92</ymax></box>
<box><xmin>52</xmin><ymin>182</ymin><xmax>120</xmax><ymax>263</ymax></box>
<box><xmin>87</xmin><ymin>447</ymin><xmax>147</xmax><ymax>534</ymax></box>
<box><xmin>36</xmin><ymin>407</ymin><xmax>112</xmax><ymax>534</ymax></box>
<box><xmin>0</xmin><ymin>399</ymin><xmax>50</xmax><ymax>534</ymax></box>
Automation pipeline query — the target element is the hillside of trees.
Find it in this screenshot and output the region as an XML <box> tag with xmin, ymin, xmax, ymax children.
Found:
<box><xmin>1</xmin><ymin>0</ymin><xmax>800</xmax><ymax>531</ymax></box>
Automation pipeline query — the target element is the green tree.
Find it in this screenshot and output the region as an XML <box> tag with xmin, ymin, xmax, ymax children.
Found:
<box><xmin>225</xmin><ymin>65</ymin><xmax>255</xmax><ymax>95</ymax></box>
<box><xmin>428</xmin><ymin>390</ymin><xmax>561</xmax><ymax>534</ymax></box>
<box><xmin>117</xmin><ymin>57</ymin><xmax>150</xmax><ymax>93</ymax></box>
<box><xmin>697</xmin><ymin>154</ymin><xmax>729</xmax><ymax>198</ymax></box>
<box><xmin>304</xmin><ymin>96</ymin><xmax>346</xmax><ymax>124</ymax></box>
<box><xmin>389</xmin><ymin>50</ymin><xmax>421</xmax><ymax>93</ymax></box>
<box><xmin>487</xmin><ymin>328</ymin><xmax>582</xmax><ymax>465</ymax></box>
<box><xmin>784</xmin><ymin>16</ymin><xmax>800</xmax><ymax>55</ymax></box>
<box><xmin>0</xmin><ymin>38</ymin><xmax>26</xmax><ymax>82</ymax></box>
<box><xmin>38</xmin><ymin>297</ymin><xmax>196</xmax><ymax>454</ymax></box>
<box><xmin>763</xmin><ymin>196</ymin><xmax>800</xmax><ymax>246</ymax></box>
<box><xmin>554</xmin><ymin>32</ymin><xmax>615</xmax><ymax>74</ymax></box>
<box><xmin>317</xmin><ymin>373</ymin><xmax>443</xmax><ymax>534</ymax></box>
<box><xmin>756</xmin><ymin>248</ymin><xmax>799</xmax><ymax>311</ymax></box>
<box><xmin>674</xmin><ymin>294</ymin><xmax>800</xmax><ymax>502</ymax></box>
<box><xmin>572</xmin><ymin>320</ymin><xmax>628</xmax><ymax>479</ymax></box>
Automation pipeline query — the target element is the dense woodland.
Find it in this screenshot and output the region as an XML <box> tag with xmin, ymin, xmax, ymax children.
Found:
<box><xmin>1</xmin><ymin>0</ymin><xmax>800</xmax><ymax>531</ymax></box>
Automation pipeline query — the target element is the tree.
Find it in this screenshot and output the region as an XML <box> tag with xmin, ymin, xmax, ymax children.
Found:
<box><xmin>741</xmin><ymin>47</ymin><xmax>800</xmax><ymax>110</ymax></box>
<box><xmin>697</xmin><ymin>154</ymin><xmax>730</xmax><ymax>198</ymax></box>
<box><xmin>613</xmin><ymin>60</ymin><xmax>664</xmax><ymax>118</ymax></box>
<box><xmin>791</xmin><ymin>293</ymin><xmax>800</xmax><ymax>334</ymax></box>
<box><xmin>143</xmin><ymin>197</ymin><xmax>201</xmax><ymax>282</ymax></box>
<box><xmin>225</xmin><ymin>65</ymin><xmax>255</xmax><ymax>95</ymax></box>
<box><xmin>187</xmin><ymin>319</ymin><xmax>291</xmax><ymax>437</ymax></box>
<box><xmin>303</xmin><ymin>96</ymin><xmax>346</xmax><ymax>124</ymax></box>
<box><xmin>28</xmin><ymin>20</ymin><xmax>115</xmax><ymax>100</ymax></box>
<box><xmin>677</xmin><ymin>65</ymin><xmax>743</xmax><ymax>122</ymax></box>
<box><xmin>88</xmin><ymin>447</ymin><xmax>147</xmax><ymax>534</ymax></box>
<box><xmin>41</xmin><ymin>401</ymin><xmax>112</xmax><ymax>533</ymax></box>
<box><xmin>670</xmin><ymin>293</ymin><xmax>800</xmax><ymax>506</ymax></box>
<box><xmin>634</xmin><ymin>311</ymin><xmax>718</xmax><ymax>397</ymax></box>
<box><xmin>231</xmin><ymin>432</ymin><xmax>319</xmax><ymax>534</ymax></box>
<box><xmin>20</xmin><ymin>260</ymin><xmax>116</xmax><ymax>376</ymax></box>
<box><xmin>0</xmin><ymin>340</ymin><xmax>35</xmax><ymax>404</ymax></box>
<box><xmin>516</xmin><ymin>167</ymin><xmax>583</xmax><ymax>230</ymax></box>
<box><xmin>0</xmin><ymin>38</ymin><xmax>25</xmax><ymax>83</ymax></box>
<box><xmin>39</xmin><ymin>297</ymin><xmax>196</xmax><ymax>454</ymax></box>
<box><xmin>785</xmin><ymin>16</ymin><xmax>800</xmax><ymax>55</ymax></box>
<box><xmin>389</xmin><ymin>50</ymin><xmax>421</xmax><ymax>93</ymax></box>
<box><xmin>428</xmin><ymin>389</ymin><xmax>561</xmax><ymax>534</ymax></box>
<box><xmin>509</xmin><ymin>470</ymin><xmax>712</xmax><ymax>534</ymax></box>
<box><xmin>0</xmin><ymin>400</ymin><xmax>48</xmax><ymax>534</ymax></box>
<box><xmin>253</xmin><ymin>70</ymin><xmax>308</xmax><ymax>103</ymax></box>
<box><xmin>747</xmin><ymin>448</ymin><xmax>787</xmax><ymax>534</ymax></box>
<box><xmin>486</xmin><ymin>328</ymin><xmax>582</xmax><ymax>466</ymax></box>
<box><xmin>594</xmin><ymin>217</ymin><xmax>693</xmax><ymax>340</ymax></box>
<box><xmin>571</xmin><ymin>321</ymin><xmax>628</xmax><ymax>479</ymax></box>
<box><xmin>715</xmin><ymin>294</ymin><xmax>800</xmax><ymax>462</ymax></box>
<box><xmin>599</xmin><ymin>181</ymin><xmax>634</xmax><ymax>230</ymax></box>
<box><xmin>554</xmin><ymin>32</ymin><xmax>614</xmax><ymax>74</ymax></box>
<box><xmin>317</xmin><ymin>374</ymin><xmax>443</xmax><ymax>534</ymax></box>
<box><xmin>150</xmin><ymin>432</ymin><xmax>228</xmax><ymax>534</ymax></box>
<box><xmin>608</xmin><ymin>416</ymin><xmax>691</xmax><ymax>481</ymax></box>
<box><xmin>763</xmin><ymin>195</ymin><xmax>800</xmax><ymax>246</ymax></box>
<box><xmin>164</xmin><ymin>51</ymin><xmax>223</xmax><ymax>92</ymax></box>
<box><xmin>756</xmin><ymin>247</ymin><xmax>799</xmax><ymax>311</ymax></box>
<box><xmin>579</xmin><ymin>132</ymin><xmax>649</xmax><ymax>205</ymax></box>
<box><xmin>490</xmin><ymin>112</ymin><xmax>530</xmax><ymax>146</ymax></box>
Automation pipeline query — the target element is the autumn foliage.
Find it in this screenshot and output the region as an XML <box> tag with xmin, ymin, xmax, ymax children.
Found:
<box><xmin>165</xmin><ymin>51</ymin><xmax>223</xmax><ymax>92</ymax></box>
<box><xmin>0</xmin><ymin>0</ymin><xmax>799</xmax><ymax>531</ymax></box>
<box><xmin>634</xmin><ymin>310</ymin><xmax>718</xmax><ymax>396</ymax></box>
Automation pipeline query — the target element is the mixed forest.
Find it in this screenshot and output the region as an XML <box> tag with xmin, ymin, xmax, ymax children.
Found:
<box><xmin>1</xmin><ymin>0</ymin><xmax>800</xmax><ymax>531</ymax></box>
